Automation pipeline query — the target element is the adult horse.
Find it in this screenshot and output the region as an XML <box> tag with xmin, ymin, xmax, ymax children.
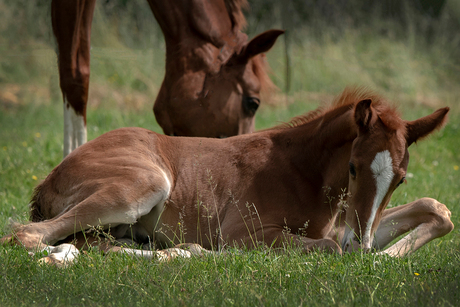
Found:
<box><xmin>1</xmin><ymin>88</ymin><xmax>453</xmax><ymax>266</ymax></box>
<box><xmin>52</xmin><ymin>0</ymin><xmax>283</xmax><ymax>157</ymax></box>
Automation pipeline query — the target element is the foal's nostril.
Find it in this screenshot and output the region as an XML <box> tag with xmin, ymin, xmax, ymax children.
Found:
<box><xmin>243</xmin><ymin>96</ymin><xmax>260</xmax><ymax>116</ymax></box>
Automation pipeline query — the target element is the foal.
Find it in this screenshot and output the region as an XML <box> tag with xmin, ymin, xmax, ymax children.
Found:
<box><xmin>1</xmin><ymin>88</ymin><xmax>453</xmax><ymax>266</ymax></box>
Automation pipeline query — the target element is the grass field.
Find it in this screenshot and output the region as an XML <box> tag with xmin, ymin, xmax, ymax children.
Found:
<box><xmin>1</xmin><ymin>1</ymin><xmax>460</xmax><ymax>306</ymax></box>
<box><xmin>0</xmin><ymin>102</ymin><xmax>459</xmax><ymax>306</ymax></box>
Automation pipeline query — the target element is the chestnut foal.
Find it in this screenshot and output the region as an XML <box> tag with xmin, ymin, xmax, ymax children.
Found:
<box><xmin>1</xmin><ymin>88</ymin><xmax>453</xmax><ymax>266</ymax></box>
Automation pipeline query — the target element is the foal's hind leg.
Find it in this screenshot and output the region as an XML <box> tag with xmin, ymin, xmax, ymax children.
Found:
<box><xmin>107</xmin><ymin>243</ymin><xmax>213</xmax><ymax>262</ymax></box>
<box><xmin>66</xmin><ymin>232</ymin><xmax>212</xmax><ymax>262</ymax></box>
<box><xmin>373</xmin><ymin>198</ymin><xmax>453</xmax><ymax>257</ymax></box>
<box><xmin>1</xmin><ymin>175</ymin><xmax>171</xmax><ymax>266</ymax></box>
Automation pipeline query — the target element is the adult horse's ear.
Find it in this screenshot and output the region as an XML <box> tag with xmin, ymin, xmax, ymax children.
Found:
<box><xmin>405</xmin><ymin>107</ymin><xmax>449</xmax><ymax>146</ymax></box>
<box><xmin>240</xmin><ymin>29</ymin><xmax>284</xmax><ymax>61</ymax></box>
<box><xmin>354</xmin><ymin>99</ymin><xmax>374</xmax><ymax>132</ymax></box>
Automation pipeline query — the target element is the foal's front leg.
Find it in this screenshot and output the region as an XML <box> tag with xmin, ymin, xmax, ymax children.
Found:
<box><xmin>233</xmin><ymin>227</ymin><xmax>343</xmax><ymax>254</ymax></box>
<box><xmin>373</xmin><ymin>198</ymin><xmax>453</xmax><ymax>257</ymax></box>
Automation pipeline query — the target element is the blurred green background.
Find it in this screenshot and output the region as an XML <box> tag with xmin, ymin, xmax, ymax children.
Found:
<box><xmin>1</xmin><ymin>0</ymin><xmax>459</xmax><ymax>120</ymax></box>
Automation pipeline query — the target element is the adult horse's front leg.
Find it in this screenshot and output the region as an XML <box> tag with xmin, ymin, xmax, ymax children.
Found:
<box><xmin>51</xmin><ymin>0</ymin><xmax>96</xmax><ymax>157</ymax></box>
<box><xmin>372</xmin><ymin>198</ymin><xmax>453</xmax><ymax>257</ymax></box>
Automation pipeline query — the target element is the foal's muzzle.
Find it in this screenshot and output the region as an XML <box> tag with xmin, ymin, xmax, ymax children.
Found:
<box><xmin>342</xmin><ymin>229</ymin><xmax>372</xmax><ymax>253</ymax></box>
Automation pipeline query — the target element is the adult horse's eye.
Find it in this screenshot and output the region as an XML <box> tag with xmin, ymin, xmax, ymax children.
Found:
<box><xmin>349</xmin><ymin>162</ymin><xmax>356</xmax><ymax>178</ymax></box>
<box><xmin>242</xmin><ymin>96</ymin><xmax>260</xmax><ymax>116</ymax></box>
<box><xmin>397</xmin><ymin>177</ymin><xmax>406</xmax><ymax>187</ymax></box>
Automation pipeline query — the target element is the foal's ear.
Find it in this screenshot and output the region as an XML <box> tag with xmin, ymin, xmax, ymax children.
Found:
<box><xmin>354</xmin><ymin>99</ymin><xmax>374</xmax><ymax>132</ymax></box>
<box><xmin>240</xmin><ymin>29</ymin><xmax>284</xmax><ymax>61</ymax></box>
<box><xmin>405</xmin><ymin>107</ymin><xmax>449</xmax><ymax>146</ymax></box>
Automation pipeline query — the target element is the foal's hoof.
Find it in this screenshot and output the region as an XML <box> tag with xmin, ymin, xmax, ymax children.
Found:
<box><xmin>174</xmin><ymin>243</ymin><xmax>210</xmax><ymax>256</ymax></box>
<box><xmin>38</xmin><ymin>244</ymin><xmax>80</xmax><ymax>268</ymax></box>
<box><xmin>156</xmin><ymin>248</ymin><xmax>192</xmax><ymax>262</ymax></box>
<box><xmin>0</xmin><ymin>234</ymin><xmax>13</xmax><ymax>245</ymax></box>
<box><xmin>39</xmin><ymin>256</ymin><xmax>65</xmax><ymax>267</ymax></box>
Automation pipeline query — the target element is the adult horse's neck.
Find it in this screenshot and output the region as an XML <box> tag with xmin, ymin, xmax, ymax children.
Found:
<box><xmin>147</xmin><ymin>0</ymin><xmax>246</xmax><ymax>72</ymax></box>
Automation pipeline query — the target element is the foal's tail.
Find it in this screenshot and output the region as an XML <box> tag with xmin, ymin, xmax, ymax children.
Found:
<box><xmin>29</xmin><ymin>182</ymin><xmax>45</xmax><ymax>222</ymax></box>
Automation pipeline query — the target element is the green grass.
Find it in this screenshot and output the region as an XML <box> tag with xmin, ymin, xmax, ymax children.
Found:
<box><xmin>0</xmin><ymin>232</ymin><xmax>459</xmax><ymax>306</ymax></box>
<box><xmin>1</xmin><ymin>94</ymin><xmax>459</xmax><ymax>306</ymax></box>
<box><xmin>1</xmin><ymin>207</ymin><xmax>460</xmax><ymax>307</ymax></box>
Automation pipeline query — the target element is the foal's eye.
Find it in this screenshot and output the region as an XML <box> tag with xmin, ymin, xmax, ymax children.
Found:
<box><xmin>349</xmin><ymin>162</ymin><xmax>356</xmax><ymax>178</ymax></box>
<box><xmin>397</xmin><ymin>177</ymin><xmax>406</xmax><ymax>187</ymax></box>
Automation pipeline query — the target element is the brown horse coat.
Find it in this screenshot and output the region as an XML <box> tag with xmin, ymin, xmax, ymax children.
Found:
<box><xmin>1</xmin><ymin>88</ymin><xmax>453</xmax><ymax>265</ymax></box>
<box><xmin>52</xmin><ymin>0</ymin><xmax>283</xmax><ymax>156</ymax></box>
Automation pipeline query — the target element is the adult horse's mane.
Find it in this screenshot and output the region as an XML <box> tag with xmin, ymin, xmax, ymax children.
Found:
<box><xmin>224</xmin><ymin>0</ymin><xmax>275</xmax><ymax>94</ymax></box>
<box><xmin>251</xmin><ymin>54</ymin><xmax>276</xmax><ymax>95</ymax></box>
<box><xmin>272</xmin><ymin>87</ymin><xmax>404</xmax><ymax>131</ymax></box>
<box><xmin>225</xmin><ymin>0</ymin><xmax>249</xmax><ymax>30</ymax></box>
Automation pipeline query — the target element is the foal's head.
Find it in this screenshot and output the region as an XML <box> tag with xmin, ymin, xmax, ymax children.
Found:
<box><xmin>342</xmin><ymin>98</ymin><xmax>449</xmax><ymax>252</ymax></box>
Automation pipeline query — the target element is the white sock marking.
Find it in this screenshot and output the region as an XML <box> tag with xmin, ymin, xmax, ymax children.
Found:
<box><xmin>63</xmin><ymin>99</ymin><xmax>87</xmax><ymax>157</ymax></box>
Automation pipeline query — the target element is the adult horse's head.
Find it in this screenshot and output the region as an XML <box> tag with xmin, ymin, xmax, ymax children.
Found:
<box><xmin>342</xmin><ymin>98</ymin><xmax>449</xmax><ymax>252</ymax></box>
<box><xmin>149</xmin><ymin>0</ymin><xmax>283</xmax><ymax>137</ymax></box>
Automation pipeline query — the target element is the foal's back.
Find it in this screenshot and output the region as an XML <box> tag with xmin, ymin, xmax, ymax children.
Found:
<box><xmin>30</xmin><ymin>128</ymin><xmax>172</xmax><ymax>222</ymax></box>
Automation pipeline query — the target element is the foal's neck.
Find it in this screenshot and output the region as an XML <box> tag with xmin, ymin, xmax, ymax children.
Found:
<box><xmin>273</xmin><ymin>106</ymin><xmax>357</xmax><ymax>192</ymax></box>
<box><xmin>276</xmin><ymin>105</ymin><xmax>357</xmax><ymax>158</ymax></box>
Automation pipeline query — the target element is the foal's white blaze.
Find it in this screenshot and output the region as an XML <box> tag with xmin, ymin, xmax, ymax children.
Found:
<box><xmin>363</xmin><ymin>150</ymin><xmax>394</xmax><ymax>248</ymax></box>
<box><xmin>63</xmin><ymin>100</ymin><xmax>87</xmax><ymax>157</ymax></box>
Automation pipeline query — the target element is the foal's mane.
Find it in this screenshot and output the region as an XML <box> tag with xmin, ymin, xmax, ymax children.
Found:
<box><xmin>271</xmin><ymin>87</ymin><xmax>404</xmax><ymax>131</ymax></box>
